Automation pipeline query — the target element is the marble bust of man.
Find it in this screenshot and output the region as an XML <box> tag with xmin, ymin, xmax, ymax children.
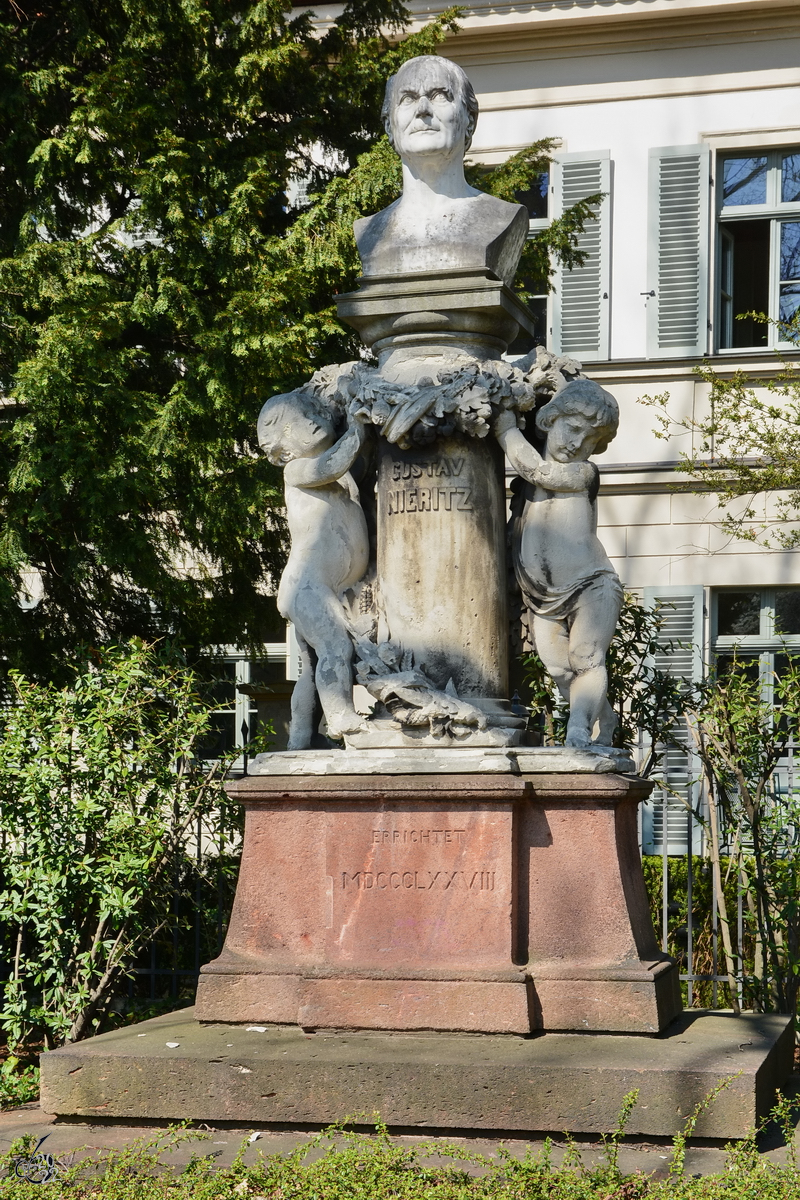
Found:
<box><xmin>354</xmin><ymin>55</ymin><xmax>529</xmax><ymax>286</ymax></box>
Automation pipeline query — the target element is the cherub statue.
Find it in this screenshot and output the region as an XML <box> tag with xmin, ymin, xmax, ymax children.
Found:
<box><xmin>494</xmin><ymin>380</ymin><xmax>622</xmax><ymax>749</ymax></box>
<box><xmin>257</xmin><ymin>390</ymin><xmax>369</xmax><ymax>748</ymax></box>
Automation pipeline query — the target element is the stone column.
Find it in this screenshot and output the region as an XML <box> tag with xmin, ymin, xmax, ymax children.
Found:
<box><xmin>376</xmin><ymin>432</ymin><xmax>508</xmax><ymax>702</ymax></box>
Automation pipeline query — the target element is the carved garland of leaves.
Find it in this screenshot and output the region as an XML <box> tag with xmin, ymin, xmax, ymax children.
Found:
<box><xmin>304</xmin><ymin>347</ymin><xmax>584</xmax><ymax>448</ymax></box>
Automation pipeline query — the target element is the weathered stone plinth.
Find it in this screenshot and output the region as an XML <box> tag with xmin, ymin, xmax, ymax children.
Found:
<box><xmin>40</xmin><ymin>1007</ymin><xmax>794</xmax><ymax>1140</ymax></box>
<box><xmin>336</xmin><ymin>266</ymin><xmax>535</xmax><ymax>357</ymax></box>
<box><xmin>195</xmin><ymin>768</ymin><xmax>680</xmax><ymax>1035</ymax></box>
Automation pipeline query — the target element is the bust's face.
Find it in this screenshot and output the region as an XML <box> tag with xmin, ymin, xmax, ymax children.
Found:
<box><xmin>390</xmin><ymin>62</ymin><xmax>468</xmax><ymax>161</ymax></box>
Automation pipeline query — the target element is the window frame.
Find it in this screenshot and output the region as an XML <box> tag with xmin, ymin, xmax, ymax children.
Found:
<box><xmin>504</xmin><ymin>170</ymin><xmax>551</xmax><ymax>357</ymax></box>
<box><xmin>201</xmin><ymin>641</ymin><xmax>289</xmax><ymax>771</ymax></box>
<box><xmin>714</xmin><ymin>147</ymin><xmax>800</xmax><ymax>353</ymax></box>
<box><xmin>712</xmin><ymin>587</ymin><xmax>800</xmax><ymax>712</ymax></box>
<box><xmin>711</xmin><ymin>587</ymin><xmax>800</xmax><ymax>817</ymax></box>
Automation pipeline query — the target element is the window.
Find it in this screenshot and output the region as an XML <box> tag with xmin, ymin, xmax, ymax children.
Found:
<box><xmin>506</xmin><ymin>170</ymin><xmax>550</xmax><ymax>355</ymax></box>
<box><xmin>197</xmin><ymin>644</ymin><xmax>293</xmax><ymax>767</ymax></box>
<box><xmin>713</xmin><ymin>587</ymin><xmax>800</xmax><ymax>686</ymax></box>
<box><xmin>717</xmin><ymin>150</ymin><xmax>800</xmax><ymax>349</ymax></box>
<box><xmin>712</xmin><ymin>587</ymin><xmax>800</xmax><ymax>828</ymax></box>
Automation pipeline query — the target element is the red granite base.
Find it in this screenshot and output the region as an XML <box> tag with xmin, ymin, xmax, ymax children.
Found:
<box><xmin>195</xmin><ymin>773</ymin><xmax>681</xmax><ymax>1034</ymax></box>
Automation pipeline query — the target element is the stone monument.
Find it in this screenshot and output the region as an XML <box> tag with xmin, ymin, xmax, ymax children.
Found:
<box><xmin>41</xmin><ymin>55</ymin><xmax>793</xmax><ymax>1141</ymax></box>
<box><xmin>193</xmin><ymin>54</ymin><xmax>680</xmax><ymax>1034</ymax></box>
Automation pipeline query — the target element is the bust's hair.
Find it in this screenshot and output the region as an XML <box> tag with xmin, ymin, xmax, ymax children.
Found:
<box><xmin>258</xmin><ymin>389</ymin><xmax>336</xmax><ymax>449</ymax></box>
<box><xmin>382</xmin><ymin>56</ymin><xmax>479</xmax><ymax>153</ymax></box>
<box><xmin>535</xmin><ymin>379</ymin><xmax>619</xmax><ymax>454</ymax></box>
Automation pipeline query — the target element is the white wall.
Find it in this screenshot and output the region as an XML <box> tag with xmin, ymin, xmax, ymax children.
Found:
<box><xmin>463</xmin><ymin>11</ymin><xmax>800</xmax><ymax>591</ymax></box>
<box><xmin>463</xmin><ymin>39</ymin><xmax>800</xmax><ymax>362</ymax></box>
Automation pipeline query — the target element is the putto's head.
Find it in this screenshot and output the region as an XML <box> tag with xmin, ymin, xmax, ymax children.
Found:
<box><xmin>257</xmin><ymin>390</ymin><xmax>336</xmax><ymax>466</ymax></box>
<box><xmin>382</xmin><ymin>55</ymin><xmax>479</xmax><ymax>160</ymax></box>
<box><xmin>536</xmin><ymin>379</ymin><xmax>619</xmax><ymax>458</ymax></box>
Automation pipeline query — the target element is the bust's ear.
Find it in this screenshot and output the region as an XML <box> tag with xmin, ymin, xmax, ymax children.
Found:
<box><xmin>383</xmin><ymin>116</ymin><xmax>395</xmax><ymax>148</ymax></box>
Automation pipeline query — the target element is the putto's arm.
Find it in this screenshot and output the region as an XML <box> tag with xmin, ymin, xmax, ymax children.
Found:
<box><xmin>285</xmin><ymin>420</ymin><xmax>367</xmax><ymax>488</ymax></box>
<box><xmin>494</xmin><ymin>421</ymin><xmax>543</xmax><ymax>483</ymax></box>
<box><xmin>493</xmin><ymin>410</ymin><xmax>551</xmax><ymax>485</ymax></box>
<box><xmin>534</xmin><ymin>460</ymin><xmax>597</xmax><ymax>493</ymax></box>
<box><xmin>494</xmin><ymin>412</ymin><xmax>595</xmax><ymax>493</ymax></box>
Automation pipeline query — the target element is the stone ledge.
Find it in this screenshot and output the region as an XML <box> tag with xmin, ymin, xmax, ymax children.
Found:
<box><xmin>245</xmin><ymin>746</ymin><xmax>637</xmax><ymax>780</ymax></box>
<box><xmin>40</xmin><ymin>1008</ymin><xmax>793</xmax><ymax>1140</ymax></box>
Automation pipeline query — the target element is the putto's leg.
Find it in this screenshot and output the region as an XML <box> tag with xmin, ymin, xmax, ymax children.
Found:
<box><xmin>287</xmin><ymin>632</ymin><xmax>316</xmax><ymax>750</ymax></box>
<box><xmin>531</xmin><ymin>613</ymin><xmax>574</xmax><ymax>704</ymax></box>
<box><xmin>595</xmin><ymin>698</ymin><xmax>618</xmax><ymax>746</ymax></box>
<box><xmin>564</xmin><ymin>586</ymin><xmax>621</xmax><ymax>748</ymax></box>
<box><xmin>292</xmin><ymin>589</ymin><xmax>366</xmax><ymax>740</ymax></box>
<box><xmin>314</xmin><ymin>624</ymin><xmax>368</xmax><ymax>739</ymax></box>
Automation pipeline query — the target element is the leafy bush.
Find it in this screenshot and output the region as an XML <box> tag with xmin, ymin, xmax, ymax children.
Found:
<box><xmin>0</xmin><ymin>1058</ymin><xmax>38</xmax><ymax>1111</ymax></box>
<box><xmin>0</xmin><ymin>640</ymin><xmax>233</xmax><ymax>1052</ymax></box>
<box><xmin>682</xmin><ymin>653</ymin><xmax>800</xmax><ymax>1015</ymax></box>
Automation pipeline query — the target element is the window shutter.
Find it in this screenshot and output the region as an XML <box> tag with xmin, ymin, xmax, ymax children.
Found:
<box><xmin>286</xmin><ymin>621</ymin><xmax>304</xmax><ymax>682</ymax></box>
<box><xmin>551</xmin><ymin>151</ymin><xmax>611</xmax><ymax>362</ymax></box>
<box><xmin>647</xmin><ymin>145</ymin><xmax>711</xmax><ymax>358</ymax></box>
<box><xmin>641</xmin><ymin>585</ymin><xmax>705</xmax><ymax>856</ymax></box>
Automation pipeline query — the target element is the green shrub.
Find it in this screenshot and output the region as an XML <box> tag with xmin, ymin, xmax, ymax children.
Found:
<box><xmin>2</xmin><ymin>1099</ymin><xmax>800</xmax><ymax>1198</ymax></box>
<box><xmin>0</xmin><ymin>640</ymin><xmax>234</xmax><ymax>1052</ymax></box>
<box><xmin>0</xmin><ymin>1058</ymin><xmax>38</xmax><ymax>1111</ymax></box>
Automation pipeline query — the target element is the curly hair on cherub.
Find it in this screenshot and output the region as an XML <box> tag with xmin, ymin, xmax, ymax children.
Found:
<box><xmin>535</xmin><ymin>379</ymin><xmax>619</xmax><ymax>454</ymax></box>
<box><xmin>257</xmin><ymin>387</ymin><xmax>338</xmax><ymax>452</ymax></box>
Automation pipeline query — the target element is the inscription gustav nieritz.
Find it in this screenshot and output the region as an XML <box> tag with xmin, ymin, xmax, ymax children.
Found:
<box><xmin>385</xmin><ymin>456</ymin><xmax>472</xmax><ymax>516</ymax></box>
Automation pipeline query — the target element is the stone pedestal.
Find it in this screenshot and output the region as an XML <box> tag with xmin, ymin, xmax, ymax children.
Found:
<box><xmin>40</xmin><ymin>1007</ymin><xmax>794</xmax><ymax>1140</ymax></box>
<box><xmin>195</xmin><ymin>769</ymin><xmax>681</xmax><ymax>1035</ymax></box>
<box><xmin>336</xmin><ymin>266</ymin><xmax>535</xmax><ymax>358</ymax></box>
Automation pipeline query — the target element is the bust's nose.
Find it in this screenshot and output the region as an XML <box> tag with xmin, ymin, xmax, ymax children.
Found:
<box><xmin>415</xmin><ymin>94</ymin><xmax>433</xmax><ymax>117</ymax></box>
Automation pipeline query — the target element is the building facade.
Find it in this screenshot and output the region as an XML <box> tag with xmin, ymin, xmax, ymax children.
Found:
<box><xmin>444</xmin><ymin>0</ymin><xmax>800</xmax><ymax>851</ymax></box>
<box><xmin>303</xmin><ymin>0</ymin><xmax>800</xmax><ymax>849</ymax></box>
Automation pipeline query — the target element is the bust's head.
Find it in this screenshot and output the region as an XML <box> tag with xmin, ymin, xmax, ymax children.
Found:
<box><xmin>382</xmin><ymin>56</ymin><xmax>478</xmax><ymax>163</ymax></box>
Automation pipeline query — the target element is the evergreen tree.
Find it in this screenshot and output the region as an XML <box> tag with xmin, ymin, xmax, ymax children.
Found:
<box><xmin>0</xmin><ymin>0</ymin><xmax>599</xmax><ymax>677</ymax></box>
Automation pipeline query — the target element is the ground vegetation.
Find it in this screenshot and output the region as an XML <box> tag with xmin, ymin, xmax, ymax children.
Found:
<box><xmin>3</xmin><ymin>1101</ymin><xmax>800</xmax><ymax>1196</ymax></box>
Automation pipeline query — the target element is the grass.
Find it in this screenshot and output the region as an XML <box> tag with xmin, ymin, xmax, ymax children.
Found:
<box><xmin>3</xmin><ymin>1093</ymin><xmax>800</xmax><ymax>1199</ymax></box>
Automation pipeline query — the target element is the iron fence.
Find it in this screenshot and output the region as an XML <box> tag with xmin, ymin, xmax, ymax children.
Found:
<box><xmin>1</xmin><ymin>755</ymin><xmax>788</xmax><ymax>1022</ymax></box>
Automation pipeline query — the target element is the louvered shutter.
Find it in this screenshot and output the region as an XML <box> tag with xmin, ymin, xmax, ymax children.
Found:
<box><xmin>551</xmin><ymin>152</ymin><xmax>611</xmax><ymax>362</ymax></box>
<box><xmin>641</xmin><ymin>585</ymin><xmax>705</xmax><ymax>855</ymax></box>
<box><xmin>647</xmin><ymin>146</ymin><xmax>711</xmax><ymax>358</ymax></box>
<box><xmin>286</xmin><ymin>621</ymin><xmax>304</xmax><ymax>682</ymax></box>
